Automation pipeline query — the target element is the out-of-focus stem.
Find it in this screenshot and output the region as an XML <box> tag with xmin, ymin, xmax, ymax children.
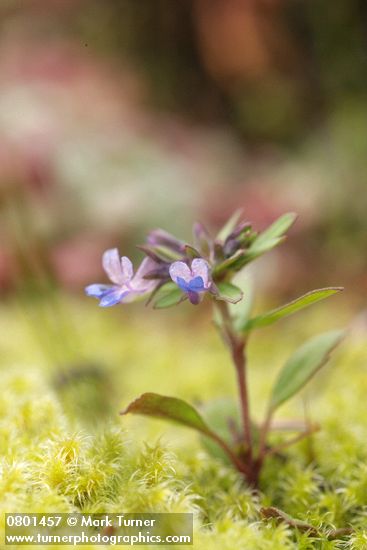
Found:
<box><xmin>216</xmin><ymin>301</ymin><xmax>253</xmax><ymax>464</ymax></box>
<box><xmin>257</xmin><ymin>409</ymin><xmax>273</xmax><ymax>464</ymax></box>
<box><xmin>265</xmin><ymin>425</ymin><xmax>320</xmax><ymax>457</ymax></box>
<box><xmin>208</xmin><ymin>430</ymin><xmax>251</xmax><ymax>476</ymax></box>
<box><xmin>233</xmin><ymin>339</ymin><xmax>253</xmax><ymax>462</ymax></box>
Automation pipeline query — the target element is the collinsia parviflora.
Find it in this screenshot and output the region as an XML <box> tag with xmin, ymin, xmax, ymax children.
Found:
<box><xmin>86</xmin><ymin>211</ymin><xmax>344</xmax><ymax>487</ymax></box>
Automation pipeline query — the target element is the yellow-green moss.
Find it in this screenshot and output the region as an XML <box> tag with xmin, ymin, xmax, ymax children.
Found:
<box><xmin>0</xmin><ymin>298</ymin><xmax>366</xmax><ymax>548</ymax></box>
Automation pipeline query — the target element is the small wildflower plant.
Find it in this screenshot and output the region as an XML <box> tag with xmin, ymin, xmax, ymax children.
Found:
<box><xmin>86</xmin><ymin>211</ymin><xmax>344</xmax><ymax>487</ymax></box>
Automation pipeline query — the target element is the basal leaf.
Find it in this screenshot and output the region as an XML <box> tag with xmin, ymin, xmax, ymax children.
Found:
<box><xmin>241</xmin><ymin>287</ymin><xmax>343</xmax><ymax>332</ymax></box>
<box><xmin>270</xmin><ymin>330</ymin><xmax>344</xmax><ymax>411</ymax></box>
<box><xmin>121</xmin><ymin>393</ymin><xmax>251</xmax><ymax>475</ymax></box>
<box><xmin>121</xmin><ymin>392</ymin><xmax>213</xmax><ymax>436</ymax></box>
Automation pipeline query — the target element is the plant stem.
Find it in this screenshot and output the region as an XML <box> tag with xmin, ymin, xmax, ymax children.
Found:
<box><xmin>233</xmin><ymin>340</ymin><xmax>253</xmax><ymax>462</ymax></box>
<box><xmin>216</xmin><ymin>301</ymin><xmax>253</xmax><ymax>464</ymax></box>
<box><xmin>258</xmin><ymin>408</ymin><xmax>273</xmax><ymax>464</ymax></box>
<box><xmin>208</xmin><ymin>430</ymin><xmax>251</xmax><ymax>476</ymax></box>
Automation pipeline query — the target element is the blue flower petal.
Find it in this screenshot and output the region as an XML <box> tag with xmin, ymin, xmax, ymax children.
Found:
<box><xmin>188</xmin><ymin>276</ymin><xmax>204</xmax><ymax>291</ymax></box>
<box><xmin>177</xmin><ymin>276</ymin><xmax>190</xmax><ymax>292</ymax></box>
<box><xmin>85</xmin><ymin>284</ymin><xmax>112</xmax><ymax>298</ymax></box>
<box><xmin>99</xmin><ymin>289</ymin><xmax>129</xmax><ymax>307</ymax></box>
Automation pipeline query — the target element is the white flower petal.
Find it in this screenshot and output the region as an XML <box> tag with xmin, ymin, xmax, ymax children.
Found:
<box><xmin>169</xmin><ymin>261</ymin><xmax>192</xmax><ymax>284</ymax></box>
<box><xmin>102</xmin><ymin>249</ymin><xmax>125</xmax><ymax>285</ymax></box>
<box><xmin>121</xmin><ymin>256</ymin><xmax>134</xmax><ymax>281</ymax></box>
<box><xmin>191</xmin><ymin>258</ymin><xmax>211</xmax><ymax>288</ymax></box>
<box><xmin>134</xmin><ymin>257</ymin><xmax>155</xmax><ymax>281</ymax></box>
<box><xmin>132</xmin><ymin>258</ymin><xmax>157</xmax><ymax>292</ymax></box>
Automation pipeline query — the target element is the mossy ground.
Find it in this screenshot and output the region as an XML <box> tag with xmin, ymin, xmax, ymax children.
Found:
<box><xmin>1</xmin><ymin>296</ymin><xmax>367</xmax><ymax>549</ymax></box>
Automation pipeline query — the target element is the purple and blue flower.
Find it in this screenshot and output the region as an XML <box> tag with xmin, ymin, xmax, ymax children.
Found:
<box><xmin>85</xmin><ymin>248</ymin><xmax>157</xmax><ymax>307</ymax></box>
<box><xmin>169</xmin><ymin>258</ymin><xmax>212</xmax><ymax>305</ymax></box>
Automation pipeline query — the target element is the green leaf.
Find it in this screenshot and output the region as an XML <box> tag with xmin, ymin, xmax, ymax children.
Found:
<box><xmin>215</xmin><ymin>282</ymin><xmax>243</xmax><ymax>304</ymax></box>
<box><xmin>257</xmin><ymin>212</ymin><xmax>297</xmax><ymax>242</ymax></box>
<box><xmin>241</xmin><ymin>287</ymin><xmax>343</xmax><ymax>332</ymax></box>
<box><xmin>121</xmin><ymin>392</ymin><xmax>213</xmax><ymax>437</ymax></box>
<box><xmin>122</xmin><ymin>393</ymin><xmax>250</xmax><ymax>475</ymax></box>
<box><xmin>270</xmin><ymin>330</ymin><xmax>344</xmax><ymax>411</ymax></box>
<box><xmin>245</xmin><ymin>237</ymin><xmax>285</xmax><ymax>261</ymax></box>
<box><xmin>216</xmin><ymin>209</ymin><xmax>243</xmax><ymax>242</ymax></box>
<box><xmin>153</xmin><ymin>283</ymin><xmax>183</xmax><ymax>309</ymax></box>
<box><xmin>212</xmin><ymin>251</ymin><xmax>247</xmax><ymax>277</ymax></box>
<box><xmin>245</xmin><ymin>212</ymin><xmax>297</xmax><ymax>261</ymax></box>
<box><xmin>184</xmin><ymin>244</ymin><xmax>201</xmax><ymax>259</ymax></box>
<box><xmin>138</xmin><ymin>244</ymin><xmax>182</xmax><ymax>262</ymax></box>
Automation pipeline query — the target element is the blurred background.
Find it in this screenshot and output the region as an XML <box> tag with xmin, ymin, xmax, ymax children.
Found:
<box><xmin>0</xmin><ymin>0</ymin><xmax>366</xmax><ymax>427</ymax></box>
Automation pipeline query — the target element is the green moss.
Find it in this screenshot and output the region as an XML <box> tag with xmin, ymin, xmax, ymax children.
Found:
<box><xmin>0</xmin><ymin>299</ymin><xmax>366</xmax><ymax>548</ymax></box>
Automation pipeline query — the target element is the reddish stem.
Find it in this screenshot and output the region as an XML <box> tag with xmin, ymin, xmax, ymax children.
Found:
<box><xmin>216</xmin><ymin>301</ymin><xmax>253</xmax><ymax>465</ymax></box>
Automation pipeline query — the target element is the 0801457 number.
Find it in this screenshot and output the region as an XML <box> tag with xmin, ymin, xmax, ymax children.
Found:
<box><xmin>6</xmin><ymin>515</ymin><xmax>62</xmax><ymax>527</ymax></box>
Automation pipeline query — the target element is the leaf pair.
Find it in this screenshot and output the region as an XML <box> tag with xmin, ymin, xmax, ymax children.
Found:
<box><xmin>233</xmin><ymin>284</ymin><xmax>345</xmax><ymax>413</ymax></box>
<box><xmin>121</xmin><ymin>329</ymin><xmax>343</xmax><ymax>456</ymax></box>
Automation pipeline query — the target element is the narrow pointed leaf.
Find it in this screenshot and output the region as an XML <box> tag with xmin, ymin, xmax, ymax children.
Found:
<box><xmin>244</xmin><ymin>212</ymin><xmax>297</xmax><ymax>261</ymax></box>
<box><xmin>213</xmin><ymin>250</ymin><xmax>246</xmax><ymax>276</ymax></box>
<box><xmin>215</xmin><ymin>282</ymin><xmax>243</xmax><ymax>304</ymax></box>
<box><xmin>216</xmin><ymin>209</ymin><xmax>243</xmax><ymax>242</ymax></box>
<box><xmin>184</xmin><ymin>244</ymin><xmax>201</xmax><ymax>259</ymax></box>
<box><xmin>257</xmin><ymin>212</ymin><xmax>297</xmax><ymax>242</ymax></box>
<box><xmin>121</xmin><ymin>392</ymin><xmax>213</xmax><ymax>436</ymax></box>
<box><xmin>241</xmin><ymin>287</ymin><xmax>343</xmax><ymax>332</ymax></box>
<box><xmin>138</xmin><ymin>244</ymin><xmax>182</xmax><ymax>262</ymax></box>
<box><xmin>270</xmin><ymin>330</ymin><xmax>344</xmax><ymax>411</ymax></box>
<box><xmin>244</xmin><ymin>236</ymin><xmax>285</xmax><ymax>261</ymax></box>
